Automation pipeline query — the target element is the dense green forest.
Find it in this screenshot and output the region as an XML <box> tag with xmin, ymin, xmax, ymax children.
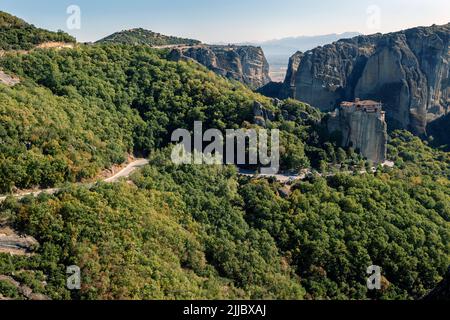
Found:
<box><xmin>0</xmin><ymin>12</ymin><xmax>449</xmax><ymax>300</ymax></box>
<box><xmin>96</xmin><ymin>28</ymin><xmax>201</xmax><ymax>46</ymax></box>
<box><xmin>0</xmin><ymin>43</ymin><xmax>323</xmax><ymax>193</ymax></box>
<box><xmin>0</xmin><ymin>11</ymin><xmax>75</xmax><ymax>50</ymax></box>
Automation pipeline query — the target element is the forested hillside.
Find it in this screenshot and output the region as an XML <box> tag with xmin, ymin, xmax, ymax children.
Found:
<box><xmin>0</xmin><ymin>43</ymin><xmax>326</xmax><ymax>193</ymax></box>
<box><xmin>0</xmin><ymin>12</ymin><xmax>449</xmax><ymax>301</ymax></box>
<box><xmin>240</xmin><ymin>135</ymin><xmax>450</xmax><ymax>299</ymax></box>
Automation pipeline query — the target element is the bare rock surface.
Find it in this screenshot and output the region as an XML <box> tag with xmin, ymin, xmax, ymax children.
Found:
<box><xmin>327</xmin><ymin>100</ymin><xmax>388</xmax><ymax>163</ymax></box>
<box><xmin>0</xmin><ymin>69</ymin><xmax>20</xmax><ymax>86</ymax></box>
<box><xmin>0</xmin><ymin>225</ymin><xmax>39</xmax><ymax>256</ymax></box>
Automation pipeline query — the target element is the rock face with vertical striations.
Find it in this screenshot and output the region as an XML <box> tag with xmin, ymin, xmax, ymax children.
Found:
<box><xmin>169</xmin><ymin>45</ymin><xmax>271</xmax><ymax>89</ymax></box>
<box><xmin>423</xmin><ymin>267</ymin><xmax>450</xmax><ymax>300</ymax></box>
<box><xmin>327</xmin><ymin>99</ymin><xmax>388</xmax><ymax>163</ymax></box>
<box><xmin>277</xmin><ymin>23</ymin><xmax>449</xmax><ymax>136</ymax></box>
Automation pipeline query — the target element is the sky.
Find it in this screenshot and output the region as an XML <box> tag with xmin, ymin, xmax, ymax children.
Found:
<box><xmin>1</xmin><ymin>0</ymin><xmax>449</xmax><ymax>43</ymax></box>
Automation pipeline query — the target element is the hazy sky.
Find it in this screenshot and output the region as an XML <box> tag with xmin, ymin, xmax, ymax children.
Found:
<box><xmin>1</xmin><ymin>0</ymin><xmax>449</xmax><ymax>43</ymax></box>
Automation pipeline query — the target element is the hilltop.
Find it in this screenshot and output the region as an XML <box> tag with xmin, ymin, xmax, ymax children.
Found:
<box><xmin>96</xmin><ymin>28</ymin><xmax>201</xmax><ymax>46</ymax></box>
<box><xmin>0</xmin><ymin>11</ymin><xmax>449</xmax><ymax>302</ymax></box>
<box><xmin>0</xmin><ymin>11</ymin><xmax>75</xmax><ymax>50</ymax></box>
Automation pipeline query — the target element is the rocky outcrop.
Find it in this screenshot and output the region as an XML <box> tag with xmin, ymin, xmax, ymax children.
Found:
<box><xmin>428</xmin><ymin>112</ymin><xmax>450</xmax><ymax>150</ymax></box>
<box><xmin>169</xmin><ymin>45</ymin><xmax>271</xmax><ymax>89</ymax></box>
<box><xmin>423</xmin><ymin>267</ymin><xmax>450</xmax><ymax>300</ymax></box>
<box><xmin>96</xmin><ymin>28</ymin><xmax>201</xmax><ymax>47</ymax></box>
<box><xmin>35</xmin><ymin>42</ymin><xmax>74</xmax><ymax>50</ymax></box>
<box><xmin>284</xmin><ymin>51</ymin><xmax>304</xmax><ymax>95</ymax></box>
<box><xmin>327</xmin><ymin>100</ymin><xmax>388</xmax><ymax>163</ymax></box>
<box><xmin>252</xmin><ymin>101</ymin><xmax>276</xmax><ymax>127</ymax></box>
<box><xmin>279</xmin><ymin>23</ymin><xmax>449</xmax><ymax>136</ymax></box>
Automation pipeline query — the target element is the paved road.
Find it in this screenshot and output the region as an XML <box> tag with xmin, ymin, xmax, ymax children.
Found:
<box><xmin>0</xmin><ymin>159</ymin><xmax>149</xmax><ymax>203</ymax></box>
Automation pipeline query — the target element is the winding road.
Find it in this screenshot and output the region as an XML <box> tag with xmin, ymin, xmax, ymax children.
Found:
<box><xmin>0</xmin><ymin>160</ymin><xmax>302</xmax><ymax>203</ymax></box>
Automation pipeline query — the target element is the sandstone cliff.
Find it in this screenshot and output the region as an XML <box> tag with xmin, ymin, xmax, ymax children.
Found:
<box><xmin>169</xmin><ymin>45</ymin><xmax>271</xmax><ymax>89</ymax></box>
<box><xmin>428</xmin><ymin>112</ymin><xmax>450</xmax><ymax>150</ymax></box>
<box><xmin>327</xmin><ymin>101</ymin><xmax>388</xmax><ymax>163</ymax></box>
<box><xmin>278</xmin><ymin>23</ymin><xmax>449</xmax><ymax>136</ymax></box>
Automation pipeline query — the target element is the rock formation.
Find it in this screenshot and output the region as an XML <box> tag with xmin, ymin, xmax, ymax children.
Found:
<box><xmin>284</xmin><ymin>51</ymin><xmax>304</xmax><ymax>95</ymax></box>
<box><xmin>0</xmin><ymin>69</ymin><xmax>20</xmax><ymax>86</ymax></box>
<box><xmin>96</xmin><ymin>28</ymin><xmax>201</xmax><ymax>47</ymax></box>
<box><xmin>327</xmin><ymin>99</ymin><xmax>388</xmax><ymax>163</ymax></box>
<box><xmin>252</xmin><ymin>101</ymin><xmax>276</xmax><ymax>127</ymax></box>
<box><xmin>428</xmin><ymin>112</ymin><xmax>450</xmax><ymax>150</ymax></box>
<box><xmin>276</xmin><ymin>23</ymin><xmax>449</xmax><ymax>136</ymax></box>
<box><xmin>169</xmin><ymin>45</ymin><xmax>271</xmax><ymax>89</ymax></box>
<box><xmin>0</xmin><ymin>275</ymin><xmax>50</xmax><ymax>300</ymax></box>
